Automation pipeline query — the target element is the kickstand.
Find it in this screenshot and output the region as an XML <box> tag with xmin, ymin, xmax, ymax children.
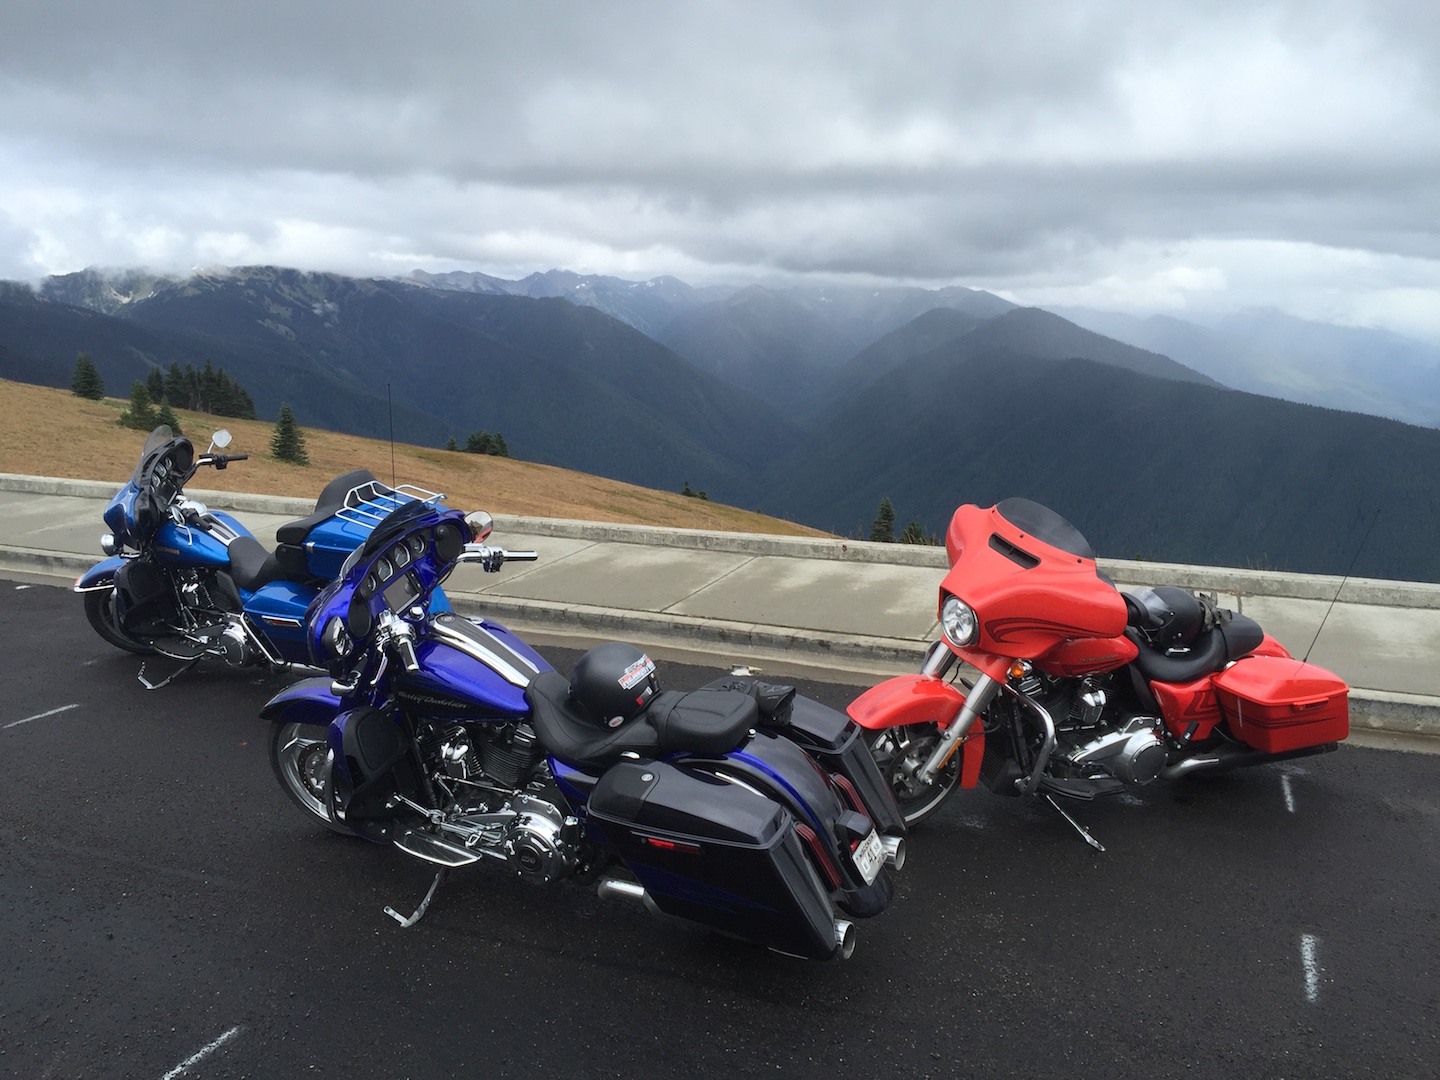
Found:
<box><xmin>384</xmin><ymin>869</ymin><xmax>447</xmax><ymax>928</ymax></box>
<box><xmin>137</xmin><ymin>657</ymin><xmax>201</xmax><ymax>690</ymax></box>
<box><xmin>1043</xmin><ymin>794</ymin><xmax>1105</xmax><ymax>852</ymax></box>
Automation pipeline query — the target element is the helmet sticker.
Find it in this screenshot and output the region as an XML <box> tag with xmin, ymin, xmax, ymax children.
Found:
<box><xmin>618</xmin><ymin>654</ymin><xmax>656</xmax><ymax>690</ymax></box>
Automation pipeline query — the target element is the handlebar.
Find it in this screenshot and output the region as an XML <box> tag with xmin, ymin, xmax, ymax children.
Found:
<box><xmin>456</xmin><ymin>544</ymin><xmax>539</xmax><ymax>572</ymax></box>
<box><xmin>197</xmin><ymin>452</ymin><xmax>248</xmax><ymax>471</ymax></box>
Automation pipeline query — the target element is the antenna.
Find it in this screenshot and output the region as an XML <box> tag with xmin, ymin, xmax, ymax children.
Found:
<box><xmin>387</xmin><ymin>382</ymin><xmax>396</xmax><ymax>487</ymax></box>
<box><xmin>1302</xmin><ymin>508</ymin><xmax>1380</xmax><ymax>664</ymax></box>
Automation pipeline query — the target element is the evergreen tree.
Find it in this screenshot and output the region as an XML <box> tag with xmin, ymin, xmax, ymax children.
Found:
<box><xmin>681</xmin><ymin>480</ymin><xmax>695</xmax><ymax>498</ymax></box>
<box><xmin>70</xmin><ymin>353</ymin><xmax>105</xmax><ymax>400</ymax></box>
<box><xmin>145</xmin><ymin>367</ymin><xmax>166</xmax><ymax>404</ymax></box>
<box><xmin>870</xmin><ymin>497</ymin><xmax>896</xmax><ymax>543</ymax></box>
<box><xmin>465</xmin><ymin>431</ymin><xmax>495</xmax><ymax>454</ymax></box>
<box><xmin>154</xmin><ymin>401</ymin><xmax>183</xmax><ymax>435</ymax></box>
<box><xmin>491</xmin><ymin>432</ymin><xmax>509</xmax><ymax>458</ymax></box>
<box><xmin>270</xmin><ymin>404</ymin><xmax>310</xmax><ymax>464</ymax></box>
<box><xmin>164</xmin><ymin>362</ymin><xmax>187</xmax><ymax>407</ymax></box>
<box><xmin>900</xmin><ymin>520</ymin><xmax>927</xmax><ymax>545</ymax></box>
<box><xmin>445</xmin><ymin>436</ymin><xmax>458</xmax><ymax>451</ymax></box>
<box><xmin>120</xmin><ymin>381</ymin><xmax>158</xmax><ymax>430</ymax></box>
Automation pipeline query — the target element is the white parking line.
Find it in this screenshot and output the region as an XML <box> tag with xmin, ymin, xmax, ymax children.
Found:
<box><xmin>4</xmin><ymin>703</ymin><xmax>80</xmax><ymax>730</ymax></box>
<box><xmin>1301</xmin><ymin>934</ymin><xmax>1320</xmax><ymax>1002</ymax></box>
<box><xmin>1281</xmin><ymin>774</ymin><xmax>1296</xmax><ymax>813</ymax></box>
<box><xmin>160</xmin><ymin>1025</ymin><xmax>241</xmax><ymax>1080</ymax></box>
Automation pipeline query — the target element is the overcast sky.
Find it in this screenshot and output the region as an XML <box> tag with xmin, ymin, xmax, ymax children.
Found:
<box><xmin>2</xmin><ymin>1</ymin><xmax>1437</xmax><ymax>338</ymax></box>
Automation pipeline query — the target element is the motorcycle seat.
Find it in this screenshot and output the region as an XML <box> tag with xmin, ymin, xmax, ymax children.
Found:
<box><xmin>226</xmin><ymin>534</ymin><xmax>290</xmax><ymax>593</ymax></box>
<box><xmin>1126</xmin><ymin>613</ymin><xmax>1265</xmax><ymax>684</ymax></box>
<box><xmin>275</xmin><ymin>469</ymin><xmax>379</xmax><ymax>546</ymax></box>
<box><xmin>525</xmin><ymin>672</ymin><xmax>756</xmax><ymax>772</ymax></box>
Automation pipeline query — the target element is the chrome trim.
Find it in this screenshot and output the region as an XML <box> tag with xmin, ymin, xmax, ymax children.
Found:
<box><xmin>596</xmin><ymin>877</ymin><xmax>648</xmax><ymax>904</ymax></box>
<box><xmin>431</xmin><ymin>616</ymin><xmax>534</xmax><ymax>687</ymax></box>
<box><xmin>333</xmin><ymin>480</ymin><xmax>445</xmax><ymax>532</ymax></box>
<box><xmin>917</xmin><ymin>672</ymin><xmax>999</xmax><ymax>783</ymax></box>
<box><xmin>72</xmin><ymin>582</ymin><xmax>115</xmax><ymax>594</ymax></box>
<box><xmin>1160</xmin><ymin>755</ymin><xmax>1225</xmax><ymax>780</ymax></box>
<box><xmin>833</xmin><ymin>919</ymin><xmax>856</xmax><ymax>960</ymax></box>
<box><xmin>1005</xmin><ymin>683</ymin><xmax>1057</xmax><ymax>795</ymax></box>
<box><xmin>240</xmin><ymin>613</ymin><xmax>285</xmax><ymax>666</ymax></box>
<box><xmin>259</xmin><ymin>614</ymin><xmax>305</xmax><ymax>627</ymax></box>
<box><xmin>880</xmin><ymin>835</ymin><xmax>905</xmax><ymax>871</ymax></box>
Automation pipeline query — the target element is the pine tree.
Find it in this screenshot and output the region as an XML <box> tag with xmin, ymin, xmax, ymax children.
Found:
<box><xmin>900</xmin><ymin>520</ymin><xmax>927</xmax><ymax>545</ymax></box>
<box><xmin>70</xmin><ymin>353</ymin><xmax>105</xmax><ymax>400</ymax></box>
<box><xmin>154</xmin><ymin>401</ymin><xmax>183</xmax><ymax>435</ymax></box>
<box><xmin>164</xmin><ymin>362</ymin><xmax>186</xmax><ymax>407</ymax></box>
<box><xmin>491</xmin><ymin>432</ymin><xmax>509</xmax><ymax>458</ymax></box>
<box><xmin>445</xmin><ymin>436</ymin><xmax>458</xmax><ymax>451</ymax></box>
<box><xmin>870</xmin><ymin>497</ymin><xmax>896</xmax><ymax>543</ymax></box>
<box><xmin>120</xmin><ymin>381</ymin><xmax>158</xmax><ymax>430</ymax></box>
<box><xmin>466</xmin><ymin>431</ymin><xmax>495</xmax><ymax>454</ymax></box>
<box><xmin>270</xmin><ymin>404</ymin><xmax>310</xmax><ymax>464</ymax></box>
<box><xmin>681</xmin><ymin>480</ymin><xmax>695</xmax><ymax>498</ymax></box>
<box><xmin>145</xmin><ymin>367</ymin><xmax>166</xmax><ymax>404</ymax></box>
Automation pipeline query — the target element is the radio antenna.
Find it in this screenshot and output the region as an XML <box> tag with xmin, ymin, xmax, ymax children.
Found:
<box><xmin>1302</xmin><ymin>508</ymin><xmax>1380</xmax><ymax>664</ymax></box>
<box><xmin>387</xmin><ymin>381</ymin><xmax>396</xmax><ymax>487</ymax></box>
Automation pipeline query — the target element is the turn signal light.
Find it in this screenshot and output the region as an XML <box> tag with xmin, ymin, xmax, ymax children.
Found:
<box><xmin>1008</xmin><ymin>660</ymin><xmax>1031</xmax><ymax>680</ymax></box>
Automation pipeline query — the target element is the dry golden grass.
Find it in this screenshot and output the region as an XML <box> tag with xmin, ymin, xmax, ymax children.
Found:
<box><xmin>0</xmin><ymin>378</ymin><xmax>827</xmax><ymax>536</ymax></box>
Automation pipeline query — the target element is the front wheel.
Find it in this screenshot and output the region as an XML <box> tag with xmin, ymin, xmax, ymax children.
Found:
<box><xmin>269</xmin><ymin>722</ymin><xmax>351</xmax><ymax>834</ymax></box>
<box><xmin>83</xmin><ymin>588</ymin><xmax>154</xmax><ymax>655</ymax></box>
<box><xmin>864</xmin><ymin>723</ymin><xmax>963</xmax><ymax>826</ymax></box>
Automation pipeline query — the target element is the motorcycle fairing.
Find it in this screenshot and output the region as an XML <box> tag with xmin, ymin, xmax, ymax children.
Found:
<box><xmin>75</xmin><ymin>555</ymin><xmax>127</xmax><ymax>591</ymax></box>
<box><xmin>393</xmin><ymin>638</ymin><xmax>533</xmax><ymax>721</ymax></box>
<box><xmin>1149</xmin><ymin>676</ymin><xmax>1225</xmax><ymax>742</ymax></box>
<box><xmin>260</xmin><ymin>677</ymin><xmax>342</xmax><ymax>726</ymax></box>
<box><xmin>846</xmin><ymin>674</ymin><xmax>986</xmax><ymax>789</ymax></box>
<box><xmin>941</xmin><ymin>503</ymin><xmax>1128</xmax><ymax>662</ymax></box>
<box><xmin>1036</xmin><ymin>634</ymin><xmax>1138</xmax><ymax>677</ymax></box>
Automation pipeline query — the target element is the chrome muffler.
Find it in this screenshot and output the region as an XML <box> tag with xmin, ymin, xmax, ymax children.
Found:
<box><xmin>880</xmin><ymin>835</ymin><xmax>905</xmax><ymax>871</ymax></box>
<box><xmin>833</xmin><ymin>919</ymin><xmax>856</xmax><ymax>960</ymax></box>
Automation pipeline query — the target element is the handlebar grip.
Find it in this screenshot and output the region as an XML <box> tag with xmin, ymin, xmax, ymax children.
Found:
<box><xmin>228</xmin><ymin>454</ymin><xmax>248</xmax><ymax>461</ymax></box>
<box><xmin>395</xmin><ymin>636</ymin><xmax>420</xmax><ymax>674</ymax></box>
<box><xmin>501</xmin><ymin>550</ymin><xmax>539</xmax><ymax>562</ymax></box>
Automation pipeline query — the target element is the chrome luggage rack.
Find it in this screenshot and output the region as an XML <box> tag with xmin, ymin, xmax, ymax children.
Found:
<box><xmin>334</xmin><ymin>480</ymin><xmax>446</xmax><ymax>533</ymax></box>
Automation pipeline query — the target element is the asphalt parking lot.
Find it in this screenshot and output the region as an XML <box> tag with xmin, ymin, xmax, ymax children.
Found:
<box><xmin>2</xmin><ymin>578</ymin><xmax>1438</xmax><ymax>1079</ymax></box>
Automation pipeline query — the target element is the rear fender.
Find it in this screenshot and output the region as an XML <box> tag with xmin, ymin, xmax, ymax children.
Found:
<box><xmin>260</xmin><ymin>677</ymin><xmax>341</xmax><ymax>727</ymax></box>
<box><xmin>847</xmin><ymin>674</ymin><xmax>985</xmax><ymax>789</ymax></box>
<box><xmin>73</xmin><ymin>556</ymin><xmax>126</xmax><ymax>593</ymax></box>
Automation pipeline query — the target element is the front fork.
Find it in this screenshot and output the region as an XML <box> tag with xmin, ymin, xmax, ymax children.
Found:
<box><xmin>916</xmin><ymin>670</ymin><xmax>1000</xmax><ymax>785</ymax></box>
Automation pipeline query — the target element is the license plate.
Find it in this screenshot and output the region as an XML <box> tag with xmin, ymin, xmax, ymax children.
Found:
<box><xmin>852</xmin><ymin>829</ymin><xmax>884</xmax><ymax>885</ymax></box>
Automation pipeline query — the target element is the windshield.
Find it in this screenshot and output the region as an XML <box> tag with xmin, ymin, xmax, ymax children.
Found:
<box><xmin>132</xmin><ymin>426</ymin><xmax>176</xmax><ymax>483</ymax></box>
<box><xmin>995</xmin><ymin>497</ymin><xmax>1096</xmax><ymax>559</ymax></box>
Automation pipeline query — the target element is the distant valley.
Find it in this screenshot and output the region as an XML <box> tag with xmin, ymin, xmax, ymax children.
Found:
<box><xmin>4</xmin><ymin>264</ymin><xmax>1440</xmax><ymax>582</ymax></box>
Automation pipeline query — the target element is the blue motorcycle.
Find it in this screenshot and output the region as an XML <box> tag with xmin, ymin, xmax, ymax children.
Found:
<box><xmin>74</xmin><ymin>424</ymin><xmax>448</xmax><ymax>686</ymax></box>
<box><xmin>261</xmin><ymin>499</ymin><xmax>907</xmax><ymax>960</ymax></box>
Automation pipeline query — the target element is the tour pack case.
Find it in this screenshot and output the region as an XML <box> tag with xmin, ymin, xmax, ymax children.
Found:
<box><xmin>1213</xmin><ymin>655</ymin><xmax>1349</xmax><ymax>753</ymax></box>
<box><xmin>587</xmin><ymin>758</ymin><xmax>842</xmax><ymax>959</ymax></box>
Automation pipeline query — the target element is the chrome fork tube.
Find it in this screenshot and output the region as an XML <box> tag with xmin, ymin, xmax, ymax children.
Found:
<box><xmin>916</xmin><ymin>672</ymin><xmax>999</xmax><ymax>784</ymax></box>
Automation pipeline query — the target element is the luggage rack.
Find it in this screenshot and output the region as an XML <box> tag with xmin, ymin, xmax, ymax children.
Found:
<box><xmin>334</xmin><ymin>480</ymin><xmax>447</xmax><ymax>533</ymax></box>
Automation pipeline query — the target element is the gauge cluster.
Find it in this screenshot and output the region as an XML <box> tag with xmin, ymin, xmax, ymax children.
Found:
<box><xmin>355</xmin><ymin>527</ymin><xmax>434</xmax><ymax>611</ymax></box>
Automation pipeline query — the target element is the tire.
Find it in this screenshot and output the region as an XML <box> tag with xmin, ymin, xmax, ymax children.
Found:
<box><xmin>863</xmin><ymin>723</ymin><xmax>963</xmax><ymax>826</ymax></box>
<box><xmin>83</xmin><ymin>588</ymin><xmax>155</xmax><ymax>655</ymax></box>
<box><xmin>269</xmin><ymin>722</ymin><xmax>352</xmax><ymax>834</ymax></box>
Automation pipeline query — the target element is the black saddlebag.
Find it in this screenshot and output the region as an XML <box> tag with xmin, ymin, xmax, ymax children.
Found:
<box><xmin>587</xmin><ymin>759</ymin><xmax>842</xmax><ymax>960</ymax></box>
<box><xmin>702</xmin><ymin>678</ymin><xmax>906</xmax><ymax>838</ymax></box>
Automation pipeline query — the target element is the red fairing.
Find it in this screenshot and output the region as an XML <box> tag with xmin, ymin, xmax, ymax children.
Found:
<box><xmin>846</xmin><ymin>674</ymin><xmax>986</xmax><ymax>789</ymax></box>
<box><xmin>1036</xmin><ymin>634</ymin><xmax>1138</xmax><ymax>677</ymax></box>
<box><xmin>1150</xmin><ymin>676</ymin><xmax>1225</xmax><ymax>741</ymax></box>
<box><xmin>941</xmin><ymin>504</ymin><xmax>1128</xmax><ymax>662</ymax></box>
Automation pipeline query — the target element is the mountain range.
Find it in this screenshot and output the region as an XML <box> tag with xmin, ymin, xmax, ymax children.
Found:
<box><xmin>4</xmin><ymin>264</ymin><xmax>1440</xmax><ymax>582</ymax></box>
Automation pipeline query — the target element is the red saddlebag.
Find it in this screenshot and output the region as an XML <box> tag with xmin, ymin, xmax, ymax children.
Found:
<box><xmin>1213</xmin><ymin>655</ymin><xmax>1349</xmax><ymax>752</ymax></box>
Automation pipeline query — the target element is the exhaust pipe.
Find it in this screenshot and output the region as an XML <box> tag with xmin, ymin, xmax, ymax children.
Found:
<box><xmin>880</xmin><ymin>835</ymin><xmax>905</xmax><ymax>871</ymax></box>
<box><xmin>596</xmin><ymin>876</ymin><xmax>648</xmax><ymax>905</ymax></box>
<box><xmin>833</xmin><ymin>919</ymin><xmax>856</xmax><ymax>960</ymax></box>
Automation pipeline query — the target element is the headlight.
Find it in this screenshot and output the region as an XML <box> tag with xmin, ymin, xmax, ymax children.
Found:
<box><xmin>100</xmin><ymin>533</ymin><xmax>118</xmax><ymax>556</ymax></box>
<box><xmin>940</xmin><ymin>595</ymin><xmax>978</xmax><ymax>647</ymax></box>
<box><xmin>321</xmin><ymin>615</ymin><xmax>353</xmax><ymax>660</ymax></box>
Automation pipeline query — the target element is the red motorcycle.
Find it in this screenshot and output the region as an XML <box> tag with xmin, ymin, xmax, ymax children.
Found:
<box><xmin>849</xmin><ymin>498</ymin><xmax>1349</xmax><ymax>846</ymax></box>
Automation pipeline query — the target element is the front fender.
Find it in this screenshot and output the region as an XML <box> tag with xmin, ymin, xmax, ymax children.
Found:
<box><xmin>260</xmin><ymin>676</ymin><xmax>341</xmax><ymax>727</ymax></box>
<box><xmin>73</xmin><ymin>556</ymin><xmax>127</xmax><ymax>592</ymax></box>
<box><xmin>847</xmin><ymin>674</ymin><xmax>985</xmax><ymax>788</ymax></box>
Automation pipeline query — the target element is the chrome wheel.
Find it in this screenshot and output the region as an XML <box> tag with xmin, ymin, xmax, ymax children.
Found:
<box><xmin>269</xmin><ymin>722</ymin><xmax>351</xmax><ymax>834</ymax></box>
<box><xmin>864</xmin><ymin>724</ymin><xmax>963</xmax><ymax>826</ymax></box>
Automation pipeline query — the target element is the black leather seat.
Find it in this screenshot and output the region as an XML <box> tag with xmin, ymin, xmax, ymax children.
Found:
<box><xmin>275</xmin><ymin>469</ymin><xmax>378</xmax><ymax>546</ymax></box>
<box><xmin>525</xmin><ymin>672</ymin><xmax>756</xmax><ymax>772</ymax></box>
<box><xmin>226</xmin><ymin>534</ymin><xmax>288</xmax><ymax>593</ymax></box>
<box><xmin>1127</xmin><ymin>613</ymin><xmax>1265</xmax><ymax>683</ymax></box>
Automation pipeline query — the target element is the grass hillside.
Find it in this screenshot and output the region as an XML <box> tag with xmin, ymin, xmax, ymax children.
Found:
<box><xmin>0</xmin><ymin>378</ymin><xmax>826</xmax><ymax>536</ymax></box>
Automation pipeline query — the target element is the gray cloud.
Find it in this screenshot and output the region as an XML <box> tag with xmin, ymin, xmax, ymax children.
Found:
<box><xmin>1</xmin><ymin>0</ymin><xmax>1437</xmax><ymax>337</ymax></box>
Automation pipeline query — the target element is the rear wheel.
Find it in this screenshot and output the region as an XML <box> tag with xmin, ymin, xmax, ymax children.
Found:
<box><xmin>269</xmin><ymin>722</ymin><xmax>351</xmax><ymax>834</ymax></box>
<box><xmin>83</xmin><ymin>588</ymin><xmax>154</xmax><ymax>655</ymax></box>
<box><xmin>864</xmin><ymin>724</ymin><xmax>963</xmax><ymax>826</ymax></box>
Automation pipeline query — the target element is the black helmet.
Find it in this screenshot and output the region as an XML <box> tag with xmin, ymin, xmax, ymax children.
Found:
<box><xmin>570</xmin><ymin>642</ymin><xmax>659</xmax><ymax>728</ymax></box>
<box><xmin>1128</xmin><ymin>586</ymin><xmax>1203</xmax><ymax>649</ymax></box>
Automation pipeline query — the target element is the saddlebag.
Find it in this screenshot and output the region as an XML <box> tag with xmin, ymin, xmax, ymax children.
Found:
<box><xmin>587</xmin><ymin>759</ymin><xmax>844</xmax><ymax>960</ymax></box>
<box><xmin>1213</xmin><ymin>656</ymin><xmax>1349</xmax><ymax>753</ymax></box>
